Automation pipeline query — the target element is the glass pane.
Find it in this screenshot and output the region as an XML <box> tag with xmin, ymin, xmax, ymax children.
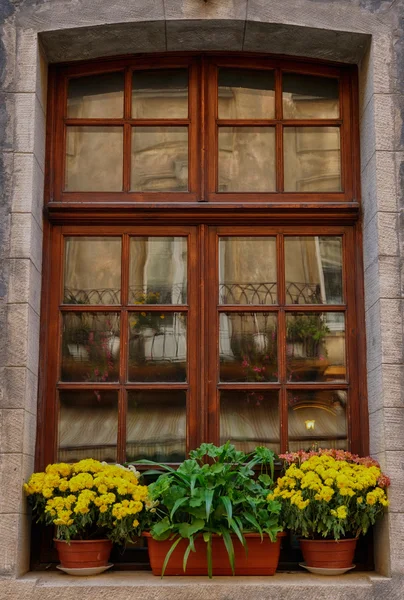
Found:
<box><xmin>132</xmin><ymin>69</ymin><xmax>188</xmax><ymax>119</ymax></box>
<box><xmin>65</xmin><ymin>126</ymin><xmax>123</xmax><ymax>191</ymax></box>
<box><xmin>67</xmin><ymin>72</ymin><xmax>124</xmax><ymax>118</ymax></box>
<box><xmin>64</xmin><ymin>237</ymin><xmax>121</xmax><ymax>305</ymax></box>
<box><xmin>128</xmin><ymin>312</ymin><xmax>187</xmax><ymax>382</ymax></box>
<box><xmin>131</xmin><ymin>127</ymin><xmax>188</xmax><ymax>192</ymax></box>
<box><xmin>288</xmin><ymin>390</ymin><xmax>347</xmax><ymax>452</ymax></box>
<box><xmin>285</xmin><ymin>236</ymin><xmax>343</xmax><ymax>305</ymax></box>
<box><xmin>127</xmin><ymin>391</ymin><xmax>186</xmax><ymax>462</ymax></box>
<box><xmin>220</xmin><ymin>390</ymin><xmax>279</xmax><ymax>453</ymax></box>
<box><xmin>61</xmin><ymin>313</ymin><xmax>120</xmax><ymax>382</ymax></box>
<box><xmin>58</xmin><ymin>390</ymin><xmax>118</xmax><ymax>463</ymax></box>
<box><xmin>218</xmin><ymin>127</ymin><xmax>275</xmax><ymax>192</ymax></box>
<box><xmin>286</xmin><ymin>312</ymin><xmax>345</xmax><ymax>382</ymax></box>
<box><xmin>219</xmin><ymin>313</ymin><xmax>278</xmax><ymax>382</ymax></box>
<box><xmin>284</xmin><ymin>127</ymin><xmax>341</xmax><ymax>192</ymax></box>
<box><xmin>219</xmin><ymin>237</ymin><xmax>277</xmax><ymax>304</ymax></box>
<box><xmin>218</xmin><ymin>68</ymin><xmax>275</xmax><ymax>119</ymax></box>
<box><xmin>283</xmin><ymin>73</ymin><xmax>339</xmax><ymax>119</ymax></box>
<box><xmin>129</xmin><ymin>237</ymin><xmax>187</xmax><ymax>305</ymax></box>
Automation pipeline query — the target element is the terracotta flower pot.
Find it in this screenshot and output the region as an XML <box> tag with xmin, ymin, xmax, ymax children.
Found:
<box><xmin>54</xmin><ymin>539</ymin><xmax>113</xmax><ymax>569</ymax></box>
<box><xmin>299</xmin><ymin>538</ymin><xmax>358</xmax><ymax>569</ymax></box>
<box><xmin>144</xmin><ymin>532</ymin><xmax>286</xmax><ymax>576</ymax></box>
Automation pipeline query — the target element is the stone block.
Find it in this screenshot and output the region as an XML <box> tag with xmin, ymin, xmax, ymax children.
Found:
<box><xmin>247</xmin><ymin>0</ymin><xmax>380</xmax><ymax>35</ymax></box>
<box><xmin>368</xmin><ymin>363</ymin><xmax>383</xmax><ymax>415</ymax></box>
<box><xmin>27</xmin><ymin>307</ymin><xmax>40</xmax><ymax>377</ymax></box>
<box><xmin>15</xmin><ymin>29</ymin><xmax>39</xmax><ymax>95</ymax></box>
<box><xmin>389</xmin><ymin>513</ymin><xmax>404</xmax><ymax>575</ymax></box>
<box><xmin>380</xmin><ymin>299</ymin><xmax>402</xmax><ymax>364</ymax></box>
<box><xmin>359</xmin><ymin>33</ymin><xmax>393</xmax><ymax>119</ymax></box>
<box><xmin>373</xmin><ymin>514</ymin><xmax>391</xmax><ymax>576</ymax></box>
<box><xmin>16</xmin><ymin>0</ymin><xmax>165</xmax><ymax>30</ymax></box>
<box><xmin>243</xmin><ymin>20</ymin><xmax>370</xmax><ymax>63</ymax></box>
<box><xmin>365</xmin><ymin>254</ymin><xmax>401</xmax><ymax>311</ymax></box>
<box><xmin>369</xmin><ymin>407</ymin><xmax>385</xmax><ymax>455</ymax></box>
<box><xmin>12</xmin><ymin>153</ymin><xmax>45</xmax><ymax>229</ymax></box>
<box><xmin>23</xmin><ymin>410</ymin><xmax>37</xmax><ymax>457</ymax></box>
<box><xmin>364</xmin><ymin>257</ymin><xmax>379</xmax><ymax>313</ymax></box>
<box><xmin>8</xmin><ymin>259</ymin><xmax>41</xmax><ymax>316</ymax></box>
<box><xmin>0</xmin><ymin>92</ymin><xmax>15</xmax><ymax>153</ymax></box>
<box><xmin>0</xmin><ymin>454</ymin><xmax>24</xmax><ymax>514</ymax></box>
<box><xmin>384</xmin><ymin>408</ymin><xmax>404</xmax><ymax>451</ymax></box>
<box><xmin>0</xmin><ymin>514</ymin><xmax>18</xmax><ymax>575</ymax></box>
<box><xmin>10</xmin><ymin>213</ymin><xmax>42</xmax><ymax>273</ymax></box>
<box><xmin>166</xmin><ymin>19</ymin><xmax>244</xmax><ymax>51</ymax></box>
<box><xmin>360</xmin><ymin>96</ymin><xmax>395</xmax><ymax>172</ymax></box>
<box><xmin>40</xmin><ymin>21</ymin><xmax>166</xmax><ymax>63</ymax></box>
<box><xmin>379</xmin><ymin>451</ymin><xmax>404</xmax><ymax>512</ymax></box>
<box><xmin>0</xmin><ymin>23</ymin><xmax>16</xmax><ymax>93</ymax></box>
<box><xmin>13</xmin><ymin>94</ymin><xmax>45</xmax><ymax>168</ymax></box>
<box><xmin>2</xmin><ymin>367</ymin><xmax>38</xmax><ymax>414</ymax></box>
<box><xmin>362</xmin><ymin>151</ymin><xmax>397</xmax><ymax>226</ymax></box>
<box><xmin>0</xmin><ymin>409</ymin><xmax>24</xmax><ymax>453</ymax></box>
<box><xmin>6</xmin><ymin>304</ymin><xmax>29</xmax><ymax>368</ymax></box>
<box><xmin>37</xmin><ymin>45</ymin><xmax>48</xmax><ymax>116</ymax></box>
<box><xmin>164</xmin><ymin>0</ymin><xmax>247</xmax><ymax>21</ymax></box>
<box><xmin>368</xmin><ymin>364</ymin><xmax>404</xmax><ymax>414</ymax></box>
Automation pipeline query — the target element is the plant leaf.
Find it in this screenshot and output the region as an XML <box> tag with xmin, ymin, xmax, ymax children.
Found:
<box><xmin>161</xmin><ymin>536</ymin><xmax>182</xmax><ymax>578</ymax></box>
<box><xmin>220</xmin><ymin>496</ymin><xmax>233</xmax><ymax>523</ymax></box>
<box><xmin>205</xmin><ymin>488</ymin><xmax>214</xmax><ymax>520</ymax></box>
<box><xmin>183</xmin><ymin>536</ymin><xmax>195</xmax><ymax>573</ymax></box>
<box><xmin>220</xmin><ymin>527</ymin><xmax>235</xmax><ymax>575</ymax></box>
<box><xmin>170</xmin><ymin>497</ymin><xmax>188</xmax><ymax>521</ymax></box>
<box><xmin>178</xmin><ymin>518</ymin><xmax>205</xmax><ymax>539</ymax></box>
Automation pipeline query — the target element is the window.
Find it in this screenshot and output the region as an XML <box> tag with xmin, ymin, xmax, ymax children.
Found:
<box><xmin>39</xmin><ymin>54</ymin><xmax>366</xmax><ymax>472</ymax></box>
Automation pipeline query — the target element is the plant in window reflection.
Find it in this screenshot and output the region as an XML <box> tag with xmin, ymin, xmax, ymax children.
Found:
<box><xmin>131</xmin><ymin>442</ymin><xmax>283</xmax><ymax>577</ymax></box>
<box><xmin>62</xmin><ymin>314</ymin><xmax>119</xmax><ymax>382</ymax></box>
<box><xmin>229</xmin><ymin>327</ymin><xmax>278</xmax><ymax>383</ymax></box>
<box><xmin>130</xmin><ymin>292</ymin><xmax>167</xmax><ymax>333</ymax></box>
<box><xmin>23</xmin><ymin>459</ymin><xmax>148</xmax><ymax>544</ymax></box>
<box><xmin>287</xmin><ymin>314</ymin><xmax>329</xmax><ymax>358</ymax></box>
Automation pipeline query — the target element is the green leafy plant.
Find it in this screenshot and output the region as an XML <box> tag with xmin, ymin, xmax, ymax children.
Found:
<box><xmin>131</xmin><ymin>442</ymin><xmax>282</xmax><ymax>577</ymax></box>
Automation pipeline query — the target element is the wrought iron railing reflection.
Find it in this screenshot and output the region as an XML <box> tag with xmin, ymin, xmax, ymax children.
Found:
<box><xmin>64</xmin><ymin>281</ymin><xmax>322</xmax><ymax>306</ymax></box>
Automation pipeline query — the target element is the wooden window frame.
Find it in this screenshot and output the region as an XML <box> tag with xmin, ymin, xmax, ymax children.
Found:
<box><xmin>37</xmin><ymin>52</ymin><xmax>367</xmax><ymax>472</ymax></box>
<box><xmin>46</xmin><ymin>53</ymin><xmax>359</xmax><ymax>206</ymax></box>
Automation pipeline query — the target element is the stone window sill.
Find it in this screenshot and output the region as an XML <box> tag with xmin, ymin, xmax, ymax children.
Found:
<box><xmin>2</xmin><ymin>571</ymin><xmax>392</xmax><ymax>599</ymax></box>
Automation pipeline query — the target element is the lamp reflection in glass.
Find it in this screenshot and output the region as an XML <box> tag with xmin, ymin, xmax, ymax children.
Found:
<box><xmin>305</xmin><ymin>419</ymin><xmax>316</xmax><ymax>431</ymax></box>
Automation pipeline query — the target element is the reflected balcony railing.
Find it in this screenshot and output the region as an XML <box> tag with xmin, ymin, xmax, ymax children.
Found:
<box><xmin>64</xmin><ymin>281</ymin><xmax>322</xmax><ymax>306</ymax></box>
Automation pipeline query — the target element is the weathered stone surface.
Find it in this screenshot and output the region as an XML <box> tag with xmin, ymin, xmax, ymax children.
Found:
<box><xmin>1</xmin><ymin>367</ymin><xmax>38</xmax><ymax>414</ymax></box>
<box><xmin>0</xmin><ymin>409</ymin><xmax>24</xmax><ymax>454</ymax></box>
<box><xmin>8</xmin><ymin>260</ymin><xmax>41</xmax><ymax>316</ymax></box>
<box><xmin>166</xmin><ymin>19</ymin><xmax>244</xmax><ymax>51</ymax></box>
<box><xmin>375</xmin><ymin>451</ymin><xmax>404</xmax><ymax>511</ymax></box>
<box><xmin>359</xmin><ymin>33</ymin><xmax>394</xmax><ymax>117</ymax></box>
<box><xmin>389</xmin><ymin>512</ymin><xmax>404</xmax><ymax>575</ymax></box>
<box><xmin>12</xmin><ymin>153</ymin><xmax>45</xmax><ymax>229</ymax></box>
<box><xmin>380</xmin><ymin>299</ymin><xmax>403</xmax><ymax>364</ymax></box>
<box><xmin>361</xmin><ymin>151</ymin><xmax>397</xmax><ymax>227</ymax></box>
<box><xmin>164</xmin><ymin>0</ymin><xmax>247</xmax><ymax>21</ymax></box>
<box><xmin>243</xmin><ymin>21</ymin><xmax>370</xmax><ymax>62</ymax></box>
<box><xmin>369</xmin><ymin>407</ymin><xmax>385</xmax><ymax>455</ymax></box>
<box><xmin>9</xmin><ymin>214</ymin><xmax>42</xmax><ymax>273</ymax></box>
<box><xmin>368</xmin><ymin>363</ymin><xmax>404</xmax><ymax>414</ymax></box>
<box><xmin>40</xmin><ymin>22</ymin><xmax>166</xmax><ymax>63</ymax></box>
<box><xmin>0</xmin><ymin>453</ymin><xmax>23</xmax><ymax>514</ymax></box>
<box><xmin>0</xmin><ymin>514</ymin><xmax>18</xmax><ymax>576</ymax></box>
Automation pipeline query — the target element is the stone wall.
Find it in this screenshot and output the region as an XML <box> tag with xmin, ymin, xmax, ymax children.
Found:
<box><xmin>0</xmin><ymin>0</ymin><xmax>403</xmax><ymax>596</ymax></box>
